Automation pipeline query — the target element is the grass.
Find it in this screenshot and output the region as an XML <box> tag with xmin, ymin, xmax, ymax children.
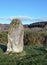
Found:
<box><xmin>0</xmin><ymin>28</ymin><xmax>47</xmax><ymax>65</ymax></box>
<box><xmin>0</xmin><ymin>45</ymin><xmax>47</xmax><ymax>65</ymax></box>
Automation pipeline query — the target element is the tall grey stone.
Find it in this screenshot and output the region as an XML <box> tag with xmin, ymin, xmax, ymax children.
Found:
<box><xmin>7</xmin><ymin>19</ymin><xmax>24</xmax><ymax>53</ymax></box>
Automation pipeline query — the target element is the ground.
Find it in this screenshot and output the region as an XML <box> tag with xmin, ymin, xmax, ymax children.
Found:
<box><xmin>0</xmin><ymin>45</ymin><xmax>47</xmax><ymax>65</ymax></box>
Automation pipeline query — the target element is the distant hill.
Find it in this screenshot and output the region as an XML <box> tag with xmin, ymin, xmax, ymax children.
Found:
<box><xmin>29</xmin><ymin>21</ymin><xmax>47</xmax><ymax>28</ymax></box>
<box><xmin>24</xmin><ymin>21</ymin><xmax>47</xmax><ymax>28</ymax></box>
<box><xmin>0</xmin><ymin>21</ymin><xmax>47</xmax><ymax>32</ymax></box>
<box><xmin>0</xmin><ymin>24</ymin><xmax>9</xmax><ymax>32</ymax></box>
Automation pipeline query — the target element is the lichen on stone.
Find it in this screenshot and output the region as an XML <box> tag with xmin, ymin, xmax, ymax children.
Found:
<box><xmin>8</xmin><ymin>19</ymin><xmax>22</xmax><ymax>32</ymax></box>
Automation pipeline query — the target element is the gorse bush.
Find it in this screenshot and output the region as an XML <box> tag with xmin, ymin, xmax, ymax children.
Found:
<box><xmin>24</xmin><ymin>28</ymin><xmax>47</xmax><ymax>46</ymax></box>
<box><xmin>0</xmin><ymin>31</ymin><xmax>8</xmax><ymax>44</ymax></box>
<box><xmin>0</xmin><ymin>28</ymin><xmax>47</xmax><ymax>46</ymax></box>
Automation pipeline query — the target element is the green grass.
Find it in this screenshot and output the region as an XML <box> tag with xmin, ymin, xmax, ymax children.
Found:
<box><xmin>0</xmin><ymin>45</ymin><xmax>47</xmax><ymax>65</ymax></box>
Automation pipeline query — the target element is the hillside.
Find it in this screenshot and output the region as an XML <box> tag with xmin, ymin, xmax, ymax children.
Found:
<box><xmin>0</xmin><ymin>21</ymin><xmax>47</xmax><ymax>46</ymax></box>
<box><xmin>0</xmin><ymin>21</ymin><xmax>47</xmax><ymax>65</ymax></box>
<box><xmin>0</xmin><ymin>21</ymin><xmax>47</xmax><ymax>32</ymax></box>
<box><xmin>0</xmin><ymin>24</ymin><xmax>9</xmax><ymax>32</ymax></box>
<box><xmin>29</xmin><ymin>21</ymin><xmax>47</xmax><ymax>28</ymax></box>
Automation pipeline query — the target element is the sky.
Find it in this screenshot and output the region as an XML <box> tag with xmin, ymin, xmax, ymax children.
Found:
<box><xmin>0</xmin><ymin>0</ymin><xmax>47</xmax><ymax>24</ymax></box>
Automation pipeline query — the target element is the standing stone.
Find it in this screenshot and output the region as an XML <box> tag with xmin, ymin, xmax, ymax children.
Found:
<box><xmin>7</xmin><ymin>19</ymin><xmax>24</xmax><ymax>53</ymax></box>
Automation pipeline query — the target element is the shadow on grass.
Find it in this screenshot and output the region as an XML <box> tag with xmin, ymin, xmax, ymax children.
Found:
<box><xmin>0</xmin><ymin>44</ymin><xmax>7</xmax><ymax>52</ymax></box>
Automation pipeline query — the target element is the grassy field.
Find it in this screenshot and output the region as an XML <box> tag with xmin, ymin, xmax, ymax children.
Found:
<box><xmin>0</xmin><ymin>29</ymin><xmax>47</xmax><ymax>65</ymax></box>
<box><xmin>0</xmin><ymin>45</ymin><xmax>47</xmax><ymax>65</ymax></box>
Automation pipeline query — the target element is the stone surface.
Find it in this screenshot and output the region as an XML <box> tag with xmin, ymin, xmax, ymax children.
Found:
<box><xmin>7</xmin><ymin>19</ymin><xmax>24</xmax><ymax>53</ymax></box>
